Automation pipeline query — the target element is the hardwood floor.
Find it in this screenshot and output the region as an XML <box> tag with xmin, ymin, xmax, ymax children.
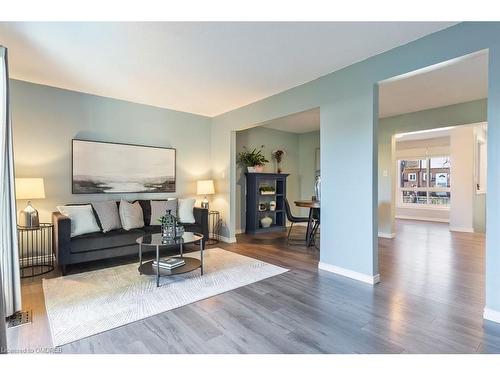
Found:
<box><xmin>7</xmin><ymin>220</ymin><xmax>500</xmax><ymax>353</ymax></box>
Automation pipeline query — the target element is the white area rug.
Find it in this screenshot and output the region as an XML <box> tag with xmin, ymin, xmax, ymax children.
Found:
<box><xmin>43</xmin><ymin>247</ymin><xmax>288</xmax><ymax>347</ymax></box>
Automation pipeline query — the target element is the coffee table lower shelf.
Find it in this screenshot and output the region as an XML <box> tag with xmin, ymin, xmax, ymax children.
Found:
<box><xmin>138</xmin><ymin>257</ymin><xmax>201</xmax><ymax>276</ymax></box>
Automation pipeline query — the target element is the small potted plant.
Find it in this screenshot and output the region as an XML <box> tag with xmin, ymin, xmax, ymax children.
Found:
<box><xmin>259</xmin><ymin>185</ymin><xmax>276</xmax><ymax>195</ymax></box>
<box><xmin>272</xmin><ymin>149</ymin><xmax>285</xmax><ymax>173</ymax></box>
<box><xmin>237</xmin><ymin>145</ymin><xmax>269</xmax><ymax>173</ymax></box>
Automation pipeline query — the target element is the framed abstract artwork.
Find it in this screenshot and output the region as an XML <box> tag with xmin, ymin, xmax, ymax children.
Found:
<box><xmin>72</xmin><ymin>139</ymin><xmax>176</xmax><ymax>194</ymax></box>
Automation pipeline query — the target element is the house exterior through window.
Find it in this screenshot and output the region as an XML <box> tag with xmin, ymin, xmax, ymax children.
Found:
<box><xmin>398</xmin><ymin>156</ymin><xmax>451</xmax><ymax>207</ymax></box>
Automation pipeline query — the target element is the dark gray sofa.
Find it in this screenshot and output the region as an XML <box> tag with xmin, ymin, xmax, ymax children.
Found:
<box><xmin>53</xmin><ymin>200</ymin><xmax>208</xmax><ymax>275</ymax></box>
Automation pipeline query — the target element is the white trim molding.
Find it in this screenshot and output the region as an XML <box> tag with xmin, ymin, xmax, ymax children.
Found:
<box><xmin>318</xmin><ymin>262</ymin><xmax>380</xmax><ymax>285</ymax></box>
<box><xmin>449</xmin><ymin>226</ymin><xmax>474</xmax><ymax>233</ymax></box>
<box><xmin>396</xmin><ymin>215</ymin><xmax>450</xmax><ymax>223</ymax></box>
<box><xmin>483</xmin><ymin>307</ymin><xmax>500</xmax><ymax>324</ymax></box>
<box><xmin>378</xmin><ymin>232</ymin><xmax>396</xmax><ymax>239</ymax></box>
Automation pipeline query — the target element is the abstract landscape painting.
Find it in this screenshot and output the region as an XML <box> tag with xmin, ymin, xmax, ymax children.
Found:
<box><xmin>72</xmin><ymin>140</ymin><xmax>176</xmax><ymax>193</ymax></box>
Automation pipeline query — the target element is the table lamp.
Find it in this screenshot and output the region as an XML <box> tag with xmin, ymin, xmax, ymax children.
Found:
<box><xmin>15</xmin><ymin>178</ymin><xmax>45</xmax><ymax>228</ymax></box>
<box><xmin>197</xmin><ymin>180</ymin><xmax>215</xmax><ymax>210</ymax></box>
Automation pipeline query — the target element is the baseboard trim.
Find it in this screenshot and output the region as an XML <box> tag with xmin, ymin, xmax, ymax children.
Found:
<box><xmin>484</xmin><ymin>307</ymin><xmax>500</xmax><ymax>323</ymax></box>
<box><xmin>378</xmin><ymin>232</ymin><xmax>395</xmax><ymax>239</ymax></box>
<box><xmin>318</xmin><ymin>262</ymin><xmax>380</xmax><ymax>285</ymax></box>
<box><xmin>449</xmin><ymin>226</ymin><xmax>474</xmax><ymax>233</ymax></box>
<box><xmin>396</xmin><ymin>215</ymin><xmax>449</xmax><ymax>223</ymax></box>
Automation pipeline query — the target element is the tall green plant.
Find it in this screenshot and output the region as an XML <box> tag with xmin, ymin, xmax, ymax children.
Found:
<box><xmin>237</xmin><ymin>146</ymin><xmax>269</xmax><ymax>167</ymax></box>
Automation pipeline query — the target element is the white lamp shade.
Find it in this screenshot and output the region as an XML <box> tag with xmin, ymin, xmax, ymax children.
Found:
<box><xmin>15</xmin><ymin>178</ymin><xmax>46</xmax><ymax>199</ymax></box>
<box><xmin>197</xmin><ymin>180</ymin><xmax>215</xmax><ymax>195</ymax></box>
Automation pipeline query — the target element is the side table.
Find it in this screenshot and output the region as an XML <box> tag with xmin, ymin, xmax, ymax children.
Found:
<box><xmin>17</xmin><ymin>223</ymin><xmax>54</xmax><ymax>278</ymax></box>
<box><xmin>207</xmin><ymin>210</ymin><xmax>222</xmax><ymax>245</ymax></box>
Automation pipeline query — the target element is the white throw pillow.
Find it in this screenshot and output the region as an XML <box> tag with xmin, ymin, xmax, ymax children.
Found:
<box><xmin>91</xmin><ymin>201</ymin><xmax>122</xmax><ymax>233</ymax></box>
<box><xmin>178</xmin><ymin>198</ymin><xmax>196</xmax><ymax>224</ymax></box>
<box><xmin>57</xmin><ymin>205</ymin><xmax>101</xmax><ymax>237</ymax></box>
<box><xmin>150</xmin><ymin>199</ymin><xmax>178</xmax><ymax>226</ymax></box>
<box><xmin>119</xmin><ymin>199</ymin><xmax>144</xmax><ymax>230</ymax></box>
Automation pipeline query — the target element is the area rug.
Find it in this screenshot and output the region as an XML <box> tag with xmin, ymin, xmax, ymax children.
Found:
<box><xmin>42</xmin><ymin>247</ymin><xmax>288</xmax><ymax>347</ymax></box>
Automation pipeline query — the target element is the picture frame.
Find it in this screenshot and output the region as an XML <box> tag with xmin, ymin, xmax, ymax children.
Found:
<box><xmin>72</xmin><ymin>139</ymin><xmax>176</xmax><ymax>194</ymax></box>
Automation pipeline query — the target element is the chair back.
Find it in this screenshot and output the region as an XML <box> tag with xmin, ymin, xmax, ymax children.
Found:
<box><xmin>284</xmin><ymin>197</ymin><xmax>294</xmax><ymax>221</ymax></box>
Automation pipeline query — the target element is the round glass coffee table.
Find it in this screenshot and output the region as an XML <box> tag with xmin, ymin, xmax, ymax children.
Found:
<box><xmin>136</xmin><ymin>232</ymin><xmax>204</xmax><ymax>287</ymax></box>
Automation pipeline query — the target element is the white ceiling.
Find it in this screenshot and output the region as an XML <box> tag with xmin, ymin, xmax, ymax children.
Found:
<box><xmin>379</xmin><ymin>51</ymin><xmax>488</xmax><ymax>118</ymax></box>
<box><xmin>262</xmin><ymin>108</ymin><xmax>320</xmax><ymax>134</ymax></box>
<box><xmin>0</xmin><ymin>22</ymin><xmax>456</xmax><ymax>117</ymax></box>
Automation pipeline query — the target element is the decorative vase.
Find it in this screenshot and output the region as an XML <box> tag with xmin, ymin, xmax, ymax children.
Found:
<box><xmin>269</xmin><ymin>201</ymin><xmax>276</xmax><ymax>211</ymax></box>
<box><xmin>247</xmin><ymin>166</ymin><xmax>256</xmax><ymax>173</ymax></box>
<box><xmin>161</xmin><ymin>209</ymin><xmax>176</xmax><ymax>239</ymax></box>
<box><xmin>277</xmin><ymin>162</ymin><xmax>282</xmax><ymax>174</ymax></box>
<box><xmin>260</xmin><ymin>216</ymin><xmax>272</xmax><ymax>228</ymax></box>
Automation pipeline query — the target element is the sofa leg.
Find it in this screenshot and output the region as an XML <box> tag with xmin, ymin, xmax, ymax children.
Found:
<box><xmin>61</xmin><ymin>264</ymin><xmax>67</xmax><ymax>276</ymax></box>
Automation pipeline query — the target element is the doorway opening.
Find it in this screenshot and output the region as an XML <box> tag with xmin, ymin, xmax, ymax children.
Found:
<box><xmin>376</xmin><ymin>50</ymin><xmax>488</xmax><ymax>315</ymax></box>
<box><xmin>234</xmin><ymin>108</ymin><xmax>321</xmax><ymax>253</ymax></box>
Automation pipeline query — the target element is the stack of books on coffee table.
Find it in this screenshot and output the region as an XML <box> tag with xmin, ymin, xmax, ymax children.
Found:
<box><xmin>152</xmin><ymin>258</ymin><xmax>185</xmax><ymax>270</ymax></box>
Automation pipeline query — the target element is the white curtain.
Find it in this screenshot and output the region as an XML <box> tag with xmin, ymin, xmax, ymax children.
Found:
<box><xmin>0</xmin><ymin>46</ymin><xmax>21</xmax><ymax>317</ymax></box>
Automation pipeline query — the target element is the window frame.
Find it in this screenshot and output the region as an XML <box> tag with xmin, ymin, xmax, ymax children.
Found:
<box><xmin>397</xmin><ymin>155</ymin><xmax>451</xmax><ymax>210</ymax></box>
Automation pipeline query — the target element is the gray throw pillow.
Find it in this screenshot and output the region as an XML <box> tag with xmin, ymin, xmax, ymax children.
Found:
<box><xmin>92</xmin><ymin>201</ymin><xmax>122</xmax><ymax>233</ymax></box>
<box><xmin>119</xmin><ymin>199</ymin><xmax>144</xmax><ymax>231</ymax></box>
<box><xmin>150</xmin><ymin>199</ymin><xmax>178</xmax><ymax>226</ymax></box>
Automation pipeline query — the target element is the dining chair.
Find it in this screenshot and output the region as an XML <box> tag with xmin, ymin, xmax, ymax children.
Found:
<box><xmin>310</xmin><ymin>208</ymin><xmax>320</xmax><ymax>249</ymax></box>
<box><xmin>284</xmin><ymin>198</ymin><xmax>310</xmax><ymax>245</ymax></box>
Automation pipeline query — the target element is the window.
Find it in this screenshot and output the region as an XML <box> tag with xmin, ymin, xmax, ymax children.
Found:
<box><xmin>398</xmin><ymin>156</ymin><xmax>451</xmax><ymax>207</ymax></box>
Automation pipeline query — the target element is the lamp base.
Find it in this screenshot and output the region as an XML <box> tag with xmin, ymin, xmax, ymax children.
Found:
<box><xmin>18</xmin><ymin>201</ymin><xmax>40</xmax><ymax>228</ymax></box>
<box><xmin>201</xmin><ymin>197</ymin><xmax>209</xmax><ymax>210</ymax></box>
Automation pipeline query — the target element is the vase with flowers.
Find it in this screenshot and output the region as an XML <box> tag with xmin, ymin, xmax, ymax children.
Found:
<box><xmin>272</xmin><ymin>149</ymin><xmax>285</xmax><ymax>173</ymax></box>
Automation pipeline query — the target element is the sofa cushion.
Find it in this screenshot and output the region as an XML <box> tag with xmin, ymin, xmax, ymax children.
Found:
<box><xmin>57</xmin><ymin>204</ymin><xmax>101</xmax><ymax>237</ymax></box>
<box><xmin>178</xmin><ymin>198</ymin><xmax>196</xmax><ymax>223</ymax></box>
<box><xmin>70</xmin><ymin>228</ymin><xmax>145</xmax><ymax>253</ymax></box>
<box><xmin>150</xmin><ymin>199</ymin><xmax>178</xmax><ymax>226</ymax></box>
<box><xmin>119</xmin><ymin>199</ymin><xmax>144</xmax><ymax>230</ymax></box>
<box><xmin>91</xmin><ymin>200</ymin><xmax>122</xmax><ymax>232</ymax></box>
<box><xmin>141</xmin><ymin>225</ymin><xmax>161</xmax><ymax>235</ymax></box>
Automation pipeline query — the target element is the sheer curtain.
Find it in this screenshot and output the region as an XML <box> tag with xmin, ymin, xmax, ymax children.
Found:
<box><xmin>0</xmin><ymin>46</ymin><xmax>21</xmax><ymax>319</ymax></box>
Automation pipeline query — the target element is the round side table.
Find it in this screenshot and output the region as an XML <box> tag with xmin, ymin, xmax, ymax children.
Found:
<box><xmin>17</xmin><ymin>223</ymin><xmax>54</xmax><ymax>278</ymax></box>
<box><xmin>207</xmin><ymin>210</ymin><xmax>222</xmax><ymax>245</ymax></box>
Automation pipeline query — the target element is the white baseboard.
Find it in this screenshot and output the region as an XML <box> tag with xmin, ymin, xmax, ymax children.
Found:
<box><xmin>449</xmin><ymin>226</ymin><xmax>474</xmax><ymax>233</ymax></box>
<box><xmin>378</xmin><ymin>232</ymin><xmax>395</xmax><ymax>239</ymax></box>
<box><xmin>396</xmin><ymin>215</ymin><xmax>449</xmax><ymax>223</ymax></box>
<box><xmin>318</xmin><ymin>262</ymin><xmax>380</xmax><ymax>285</ymax></box>
<box><xmin>484</xmin><ymin>307</ymin><xmax>500</xmax><ymax>323</ymax></box>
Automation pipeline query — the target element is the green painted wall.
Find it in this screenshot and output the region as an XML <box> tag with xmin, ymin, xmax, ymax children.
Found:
<box><xmin>378</xmin><ymin>99</ymin><xmax>487</xmax><ymax>235</ymax></box>
<box><xmin>11</xmin><ymin>79</ymin><xmax>212</xmax><ymax>222</ymax></box>
<box><xmin>209</xmin><ymin>23</ymin><xmax>500</xmax><ymax>315</ymax></box>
